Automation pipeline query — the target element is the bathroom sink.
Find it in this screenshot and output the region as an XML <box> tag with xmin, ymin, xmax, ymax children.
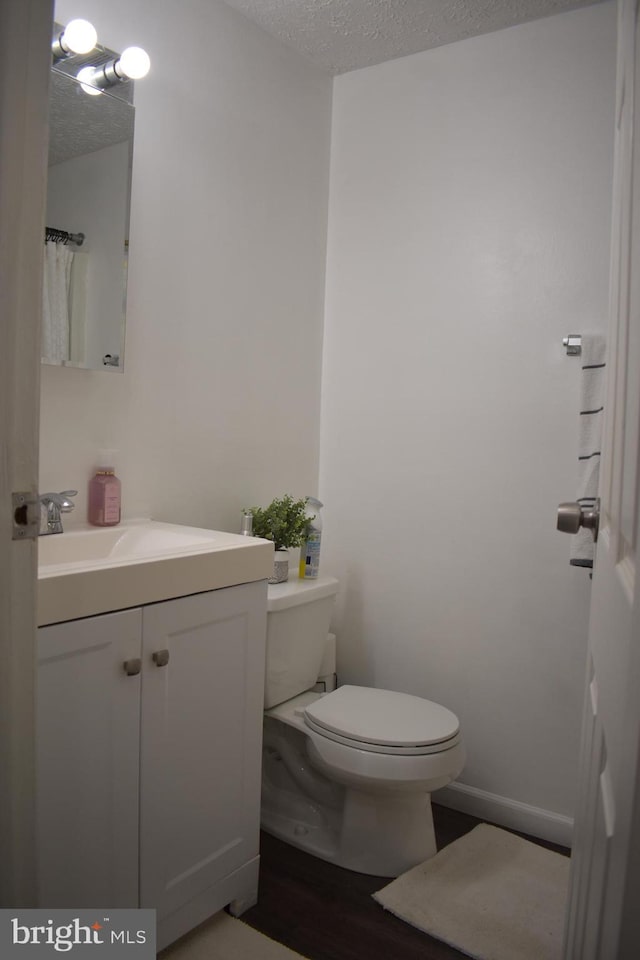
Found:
<box><xmin>38</xmin><ymin>519</ymin><xmax>273</xmax><ymax>626</ymax></box>
<box><xmin>38</xmin><ymin>520</ymin><xmax>249</xmax><ymax>568</ymax></box>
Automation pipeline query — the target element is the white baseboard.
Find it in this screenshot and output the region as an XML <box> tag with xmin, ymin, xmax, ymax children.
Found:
<box><xmin>434</xmin><ymin>781</ymin><xmax>573</xmax><ymax>848</ymax></box>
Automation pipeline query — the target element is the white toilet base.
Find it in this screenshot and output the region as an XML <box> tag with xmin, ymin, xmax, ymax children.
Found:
<box><xmin>340</xmin><ymin>787</ymin><xmax>436</xmax><ymax>875</ymax></box>
<box><xmin>261</xmin><ymin>720</ymin><xmax>439</xmax><ymax>877</ymax></box>
<box><xmin>261</xmin><ymin>783</ymin><xmax>437</xmax><ymax>876</ymax></box>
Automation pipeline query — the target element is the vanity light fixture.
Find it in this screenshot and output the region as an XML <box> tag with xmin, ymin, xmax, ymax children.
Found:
<box><xmin>76</xmin><ymin>46</ymin><xmax>151</xmax><ymax>95</ymax></box>
<box><xmin>117</xmin><ymin>46</ymin><xmax>151</xmax><ymax>80</ymax></box>
<box><xmin>52</xmin><ymin>19</ymin><xmax>97</xmax><ymax>60</ymax></box>
<box><xmin>76</xmin><ymin>65</ymin><xmax>105</xmax><ymax>96</ymax></box>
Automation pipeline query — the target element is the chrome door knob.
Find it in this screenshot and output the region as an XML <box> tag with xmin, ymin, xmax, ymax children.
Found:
<box><xmin>557</xmin><ymin>499</ymin><xmax>600</xmax><ymax>541</ymax></box>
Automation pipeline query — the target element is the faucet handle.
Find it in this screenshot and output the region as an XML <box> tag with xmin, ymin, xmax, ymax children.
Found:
<box><xmin>40</xmin><ymin>490</ymin><xmax>77</xmax><ymax>509</ymax></box>
<box><xmin>58</xmin><ymin>490</ymin><xmax>77</xmax><ymax>513</ymax></box>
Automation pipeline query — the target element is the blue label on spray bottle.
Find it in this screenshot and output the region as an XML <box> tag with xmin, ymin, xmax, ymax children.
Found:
<box><xmin>300</xmin><ymin>533</ymin><xmax>321</xmax><ymax>578</ymax></box>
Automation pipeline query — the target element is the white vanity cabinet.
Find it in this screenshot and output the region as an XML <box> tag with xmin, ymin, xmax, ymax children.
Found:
<box><xmin>139</xmin><ymin>583</ymin><xmax>267</xmax><ymax>947</ymax></box>
<box><xmin>37</xmin><ymin>580</ymin><xmax>267</xmax><ymax>950</ymax></box>
<box><xmin>37</xmin><ymin>608</ymin><xmax>142</xmax><ymax>909</ymax></box>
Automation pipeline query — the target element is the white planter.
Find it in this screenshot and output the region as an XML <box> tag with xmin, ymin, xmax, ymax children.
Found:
<box><xmin>269</xmin><ymin>550</ymin><xmax>289</xmax><ymax>584</ymax></box>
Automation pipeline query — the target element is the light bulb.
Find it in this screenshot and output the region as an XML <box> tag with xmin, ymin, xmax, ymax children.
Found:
<box><xmin>62</xmin><ymin>19</ymin><xmax>97</xmax><ymax>55</ymax></box>
<box><xmin>77</xmin><ymin>66</ymin><xmax>102</xmax><ymax>96</ymax></box>
<box><xmin>117</xmin><ymin>46</ymin><xmax>150</xmax><ymax>80</ymax></box>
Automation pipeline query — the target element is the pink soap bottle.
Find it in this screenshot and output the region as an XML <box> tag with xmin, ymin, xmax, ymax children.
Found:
<box><xmin>88</xmin><ymin>452</ymin><xmax>121</xmax><ymax>526</ymax></box>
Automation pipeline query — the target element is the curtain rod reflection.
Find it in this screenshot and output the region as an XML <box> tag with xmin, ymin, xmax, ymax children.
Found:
<box><xmin>45</xmin><ymin>226</ymin><xmax>85</xmax><ymax>247</ymax></box>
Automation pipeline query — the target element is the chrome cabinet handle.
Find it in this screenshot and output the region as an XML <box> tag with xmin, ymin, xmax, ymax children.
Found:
<box><xmin>152</xmin><ymin>649</ymin><xmax>170</xmax><ymax>667</ymax></box>
<box><xmin>123</xmin><ymin>658</ymin><xmax>141</xmax><ymax>676</ymax></box>
<box><xmin>557</xmin><ymin>498</ymin><xmax>600</xmax><ymax>541</ymax></box>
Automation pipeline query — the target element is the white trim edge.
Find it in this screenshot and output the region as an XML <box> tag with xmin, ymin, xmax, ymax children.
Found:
<box><xmin>434</xmin><ymin>781</ymin><xmax>574</xmax><ymax>848</ymax></box>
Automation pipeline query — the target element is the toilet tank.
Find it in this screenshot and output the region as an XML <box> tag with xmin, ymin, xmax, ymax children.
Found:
<box><xmin>264</xmin><ymin>575</ymin><xmax>338</xmax><ymax>709</ymax></box>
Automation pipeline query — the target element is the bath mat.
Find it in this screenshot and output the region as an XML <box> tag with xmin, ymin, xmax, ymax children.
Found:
<box><xmin>373</xmin><ymin>823</ymin><xmax>570</xmax><ymax>960</ymax></box>
<box><xmin>159</xmin><ymin>910</ymin><xmax>309</xmax><ymax>960</ymax></box>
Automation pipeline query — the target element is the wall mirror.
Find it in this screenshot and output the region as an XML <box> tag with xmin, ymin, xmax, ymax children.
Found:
<box><xmin>44</xmin><ymin>32</ymin><xmax>135</xmax><ymax>372</ymax></box>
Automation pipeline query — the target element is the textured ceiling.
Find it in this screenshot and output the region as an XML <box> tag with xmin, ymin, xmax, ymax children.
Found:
<box><xmin>221</xmin><ymin>0</ymin><xmax>603</xmax><ymax>74</ymax></box>
<box><xmin>49</xmin><ymin>70</ymin><xmax>133</xmax><ymax>166</ymax></box>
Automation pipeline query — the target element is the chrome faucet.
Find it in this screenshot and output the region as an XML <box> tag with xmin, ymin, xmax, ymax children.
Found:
<box><xmin>39</xmin><ymin>490</ymin><xmax>77</xmax><ymax>535</ymax></box>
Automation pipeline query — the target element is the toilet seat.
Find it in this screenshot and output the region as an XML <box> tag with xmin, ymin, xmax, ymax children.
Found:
<box><xmin>303</xmin><ymin>685</ymin><xmax>460</xmax><ymax>756</ymax></box>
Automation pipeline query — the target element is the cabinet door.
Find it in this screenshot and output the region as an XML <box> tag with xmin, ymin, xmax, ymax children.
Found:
<box><xmin>37</xmin><ymin>609</ymin><xmax>142</xmax><ymax>907</ymax></box>
<box><xmin>140</xmin><ymin>582</ymin><xmax>266</xmax><ymax>921</ymax></box>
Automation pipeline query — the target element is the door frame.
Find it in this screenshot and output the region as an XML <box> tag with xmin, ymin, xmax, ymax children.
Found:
<box><xmin>0</xmin><ymin>0</ymin><xmax>53</xmax><ymax>906</ymax></box>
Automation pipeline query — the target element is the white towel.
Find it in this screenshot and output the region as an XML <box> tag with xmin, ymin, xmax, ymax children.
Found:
<box><xmin>570</xmin><ymin>334</ymin><xmax>607</xmax><ymax>568</ymax></box>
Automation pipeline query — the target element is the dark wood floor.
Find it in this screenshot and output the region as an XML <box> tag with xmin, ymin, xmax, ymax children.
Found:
<box><xmin>241</xmin><ymin>804</ymin><xmax>569</xmax><ymax>960</ymax></box>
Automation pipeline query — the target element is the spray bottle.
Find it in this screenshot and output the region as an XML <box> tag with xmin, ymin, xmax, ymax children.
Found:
<box><xmin>299</xmin><ymin>497</ymin><xmax>323</xmax><ymax>579</ymax></box>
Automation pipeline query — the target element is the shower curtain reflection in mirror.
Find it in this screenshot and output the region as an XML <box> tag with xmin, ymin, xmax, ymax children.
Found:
<box><xmin>42</xmin><ymin>239</ymin><xmax>72</xmax><ymax>363</ymax></box>
<box><xmin>42</xmin><ymin>239</ymin><xmax>88</xmax><ymax>365</ymax></box>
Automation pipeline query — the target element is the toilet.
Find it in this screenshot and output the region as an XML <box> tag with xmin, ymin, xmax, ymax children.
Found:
<box><xmin>261</xmin><ymin>575</ymin><xmax>465</xmax><ymax>877</ymax></box>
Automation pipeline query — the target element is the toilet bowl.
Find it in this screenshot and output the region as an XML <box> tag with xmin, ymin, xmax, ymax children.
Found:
<box><xmin>261</xmin><ymin>576</ymin><xmax>465</xmax><ymax>877</ymax></box>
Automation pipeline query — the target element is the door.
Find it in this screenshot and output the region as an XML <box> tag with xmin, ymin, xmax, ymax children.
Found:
<box><xmin>0</xmin><ymin>0</ymin><xmax>52</xmax><ymax>906</ymax></box>
<box><xmin>564</xmin><ymin>1</ymin><xmax>640</xmax><ymax>956</ymax></box>
<box><xmin>37</xmin><ymin>610</ymin><xmax>142</xmax><ymax>907</ymax></box>
<box><xmin>139</xmin><ymin>583</ymin><xmax>266</xmax><ymax>925</ymax></box>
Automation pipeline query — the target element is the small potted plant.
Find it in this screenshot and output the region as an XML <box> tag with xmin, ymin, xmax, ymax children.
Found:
<box><xmin>246</xmin><ymin>494</ymin><xmax>312</xmax><ymax>583</ymax></box>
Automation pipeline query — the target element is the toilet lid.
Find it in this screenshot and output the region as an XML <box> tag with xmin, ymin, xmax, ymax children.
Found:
<box><xmin>303</xmin><ymin>685</ymin><xmax>459</xmax><ymax>749</ymax></box>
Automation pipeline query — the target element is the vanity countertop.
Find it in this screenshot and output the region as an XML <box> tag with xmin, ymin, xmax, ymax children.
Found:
<box><xmin>37</xmin><ymin>518</ymin><xmax>273</xmax><ymax>626</ymax></box>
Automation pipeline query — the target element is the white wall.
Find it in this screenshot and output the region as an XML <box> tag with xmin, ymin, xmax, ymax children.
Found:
<box><xmin>42</xmin><ymin>0</ymin><xmax>332</xmax><ymax>530</ymax></box>
<box><xmin>320</xmin><ymin>3</ymin><xmax>616</xmax><ymax>836</ymax></box>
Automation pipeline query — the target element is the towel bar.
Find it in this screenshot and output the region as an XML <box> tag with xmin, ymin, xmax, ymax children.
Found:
<box><xmin>562</xmin><ymin>335</ymin><xmax>582</xmax><ymax>356</ymax></box>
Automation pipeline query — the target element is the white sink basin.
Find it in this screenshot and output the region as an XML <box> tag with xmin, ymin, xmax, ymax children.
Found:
<box><xmin>38</xmin><ymin>519</ymin><xmax>273</xmax><ymax>626</ymax></box>
<box><xmin>38</xmin><ymin>520</ymin><xmax>248</xmax><ymax>568</ymax></box>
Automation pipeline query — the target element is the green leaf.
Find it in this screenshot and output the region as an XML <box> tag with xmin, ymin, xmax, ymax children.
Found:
<box><xmin>245</xmin><ymin>495</ymin><xmax>314</xmax><ymax>551</ymax></box>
